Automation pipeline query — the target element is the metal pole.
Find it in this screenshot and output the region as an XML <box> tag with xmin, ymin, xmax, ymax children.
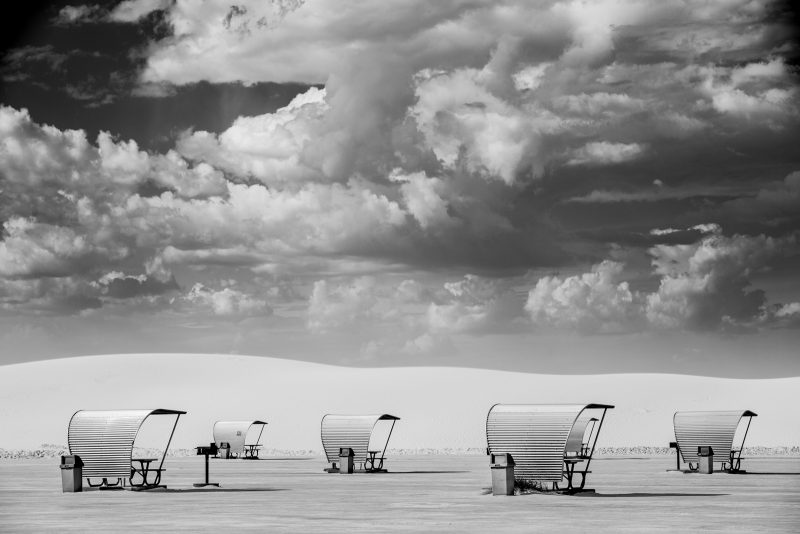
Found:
<box><xmin>583</xmin><ymin>408</ymin><xmax>608</xmax><ymax>477</ymax></box>
<box><xmin>158</xmin><ymin>414</ymin><xmax>182</xmax><ymax>472</ymax></box>
<box><xmin>381</xmin><ymin>420</ymin><xmax>397</xmax><ymax>460</ymax></box>
<box><xmin>736</xmin><ymin>417</ymin><xmax>753</xmax><ymax>469</ymax></box>
<box><xmin>255</xmin><ymin>424</ymin><xmax>265</xmax><ymax>447</ymax></box>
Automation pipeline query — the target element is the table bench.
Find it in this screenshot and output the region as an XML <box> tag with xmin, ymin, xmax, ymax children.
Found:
<box><xmin>243</xmin><ymin>444</ymin><xmax>263</xmax><ymax>459</ymax></box>
<box><xmin>130</xmin><ymin>458</ymin><xmax>165</xmax><ymax>489</ymax></box>
<box><xmin>562</xmin><ymin>457</ymin><xmax>591</xmax><ymax>491</ymax></box>
<box><xmin>365</xmin><ymin>450</ymin><xmax>385</xmax><ymax>472</ymax></box>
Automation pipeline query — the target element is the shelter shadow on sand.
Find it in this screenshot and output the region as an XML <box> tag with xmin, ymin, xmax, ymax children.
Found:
<box><xmin>256</xmin><ymin>457</ymin><xmax>313</xmax><ymax>461</ymax></box>
<box><xmin>164</xmin><ymin>487</ymin><xmax>289</xmax><ymax>493</ymax></box>
<box><xmin>731</xmin><ymin>471</ymin><xmax>800</xmax><ymax>477</ymax></box>
<box><xmin>388</xmin><ymin>470</ymin><xmax>470</xmax><ymax>474</ymax></box>
<box><xmin>586</xmin><ymin>492</ymin><xmax>729</xmax><ymax>498</ymax></box>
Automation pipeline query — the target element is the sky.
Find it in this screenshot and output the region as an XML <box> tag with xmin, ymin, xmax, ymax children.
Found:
<box><xmin>0</xmin><ymin>0</ymin><xmax>799</xmax><ymax>377</ymax></box>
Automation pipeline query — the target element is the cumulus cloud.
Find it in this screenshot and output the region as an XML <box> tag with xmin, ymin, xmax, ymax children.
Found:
<box><xmin>701</xmin><ymin>59</ymin><xmax>798</xmax><ymax>120</ymax></box>
<box><xmin>94</xmin><ymin>266</ymin><xmax>179</xmax><ymax>300</ymax></box>
<box><xmin>53</xmin><ymin>1</ymin><xmax>169</xmax><ymax>26</ymax></box>
<box><xmin>524</xmin><ymin>226</ymin><xmax>798</xmax><ymax>333</ymax></box>
<box><xmin>176</xmin><ymin>87</ymin><xmax>328</xmax><ymax>185</ymax></box>
<box><xmin>133</xmin><ymin>0</ymin><xmax>799</xmax><ymax>195</ymax></box>
<box><xmin>53</xmin><ymin>5</ymin><xmax>104</xmax><ymax>25</ymax></box>
<box><xmin>184</xmin><ymin>283</ymin><xmax>271</xmax><ymax>317</ymax></box>
<box><xmin>426</xmin><ymin>274</ymin><xmax>523</xmax><ymax>334</ymax></box>
<box><xmin>645</xmin><ymin>228</ymin><xmax>787</xmax><ymax>330</ymax></box>
<box><xmin>566</xmin><ymin>142</ymin><xmax>646</xmax><ymax>166</ymax></box>
<box><xmin>0</xmin><ymin>218</ymin><xmax>120</xmax><ymax>279</ymax></box>
<box><xmin>108</xmin><ymin>0</ymin><xmax>171</xmax><ymax>23</ymax></box>
<box><xmin>307</xmin><ymin>277</ymin><xmax>380</xmax><ymax>333</ymax></box>
<box><xmin>389</xmin><ymin>170</ymin><xmax>455</xmax><ymax>230</ymax></box>
<box><xmin>411</xmin><ymin>67</ymin><xmax>543</xmax><ymax>184</ymax></box>
<box><xmin>0</xmin><ymin>106</ymin><xmax>226</xmax><ymax>198</ymax></box>
<box><xmin>525</xmin><ymin>261</ymin><xmax>643</xmax><ymax>333</ymax></box>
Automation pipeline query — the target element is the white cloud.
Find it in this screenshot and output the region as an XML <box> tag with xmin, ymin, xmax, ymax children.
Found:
<box><xmin>567</xmin><ymin>141</ymin><xmax>645</xmax><ymax>166</ymax></box>
<box><xmin>390</xmin><ymin>170</ymin><xmax>455</xmax><ymax>230</ymax></box>
<box><xmin>522</xmin><ymin>224</ymin><xmax>799</xmax><ymax>333</ymax></box>
<box><xmin>0</xmin><ymin>105</ymin><xmax>225</xmax><ymax>198</ymax></box>
<box><xmin>512</xmin><ymin>63</ymin><xmax>551</xmax><ymax>92</ymax></box>
<box><xmin>54</xmin><ymin>5</ymin><xmax>103</xmax><ymax>25</ymax></box>
<box><xmin>307</xmin><ymin>277</ymin><xmax>379</xmax><ymax>333</ymax></box>
<box><xmin>525</xmin><ymin>261</ymin><xmax>642</xmax><ymax>333</ymax></box>
<box><xmin>108</xmin><ymin>0</ymin><xmax>171</xmax><ymax>23</ymax></box>
<box><xmin>411</xmin><ymin>67</ymin><xmax>543</xmax><ymax>184</ymax></box>
<box><xmin>553</xmin><ymin>92</ymin><xmax>645</xmax><ymax>116</ymax></box>
<box><xmin>184</xmin><ymin>283</ymin><xmax>271</xmax><ymax>317</ymax></box>
<box><xmin>176</xmin><ymin>87</ymin><xmax>328</xmax><ymax>185</ymax></box>
<box><xmin>426</xmin><ymin>275</ymin><xmax>522</xmax><ymax>334</ymax></box>
<box><xmin>698</xmin><ymin>58</ymin><xmax>798</xmax><ymax>119</ymax></box>
<box><xmin>400</xmin><ymin>332</ymin><xmax>455</xmax><ymax>356</ymax></box>
<box><xmin>645</xmin><ymin>229</ymin><xmax>784</xmax><ymax>330</ymax></box>
<box><xmin>0</xmin><ymin>218</ymin><xmax>122</xmax><ymax>279</ymax></box>
<box><xmin>774</xmin><ymin>302</ymin><xmax>800</xmax><ymax>318</ymax></box>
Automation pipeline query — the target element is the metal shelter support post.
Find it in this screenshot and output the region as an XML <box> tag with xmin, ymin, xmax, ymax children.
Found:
<box><xmin>581</xmin><ymin>407</ymin><xmax>608</xmax><ymax>479</ymax></box>
<box><xmin>157</xmin><ymin>413</ymin><xmax>182</xmax><ymax>473</ymax></box>
<box><xmin>732</xmin><ymin>416</ymin><xmax>754</xmax><ymax>471</ymax></box>
<box><xmin>380</xmin><ymin>419</ymin><xmax>397</xmax><ymax>461</ymax></box>
<box><xmin>255</xmin><ymin>424</ymin><xmax>265</xmax><ymax>447</ymax></box>
<box><xmin>583</xmin><ymin>419</ymin><xmax>598</xmax><ymax>456</ymax></box>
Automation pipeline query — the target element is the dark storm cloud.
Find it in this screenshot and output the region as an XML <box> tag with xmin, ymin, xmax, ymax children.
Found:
<box><xmin>1</xmin><ymin>0</ymin><xmax>315</xmax><ymax>149</ymax></box>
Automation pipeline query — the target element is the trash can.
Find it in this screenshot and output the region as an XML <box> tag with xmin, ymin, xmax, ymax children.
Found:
<box><xmin>60</xmin><ymin>455</ymin><xmax>83</xmax><ymax>493</ymax></box>
<box><xmin>339</xmin><ymin>447</ymin><xmax>355</xmax><ymax>474</ymax></box>
<box><xmin>697</xmin><ymin>446</ymin><xmax>713</xmax><ymax>474</ymax></box>
<box><xmin>218</xmin><ymin>442</ymin><xmax>230</xmax><ymax>459</ymax></box>
<box><xmin>490</xmin><ymin>453</ymin><xmax>515</xmax><ymax>496</ymax></box>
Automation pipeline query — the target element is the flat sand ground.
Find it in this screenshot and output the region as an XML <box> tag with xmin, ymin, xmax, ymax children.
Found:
<box><xmin>1</xmin><ymin>455</ymin><xmax>799</xmax><ymax>532</ymax></box>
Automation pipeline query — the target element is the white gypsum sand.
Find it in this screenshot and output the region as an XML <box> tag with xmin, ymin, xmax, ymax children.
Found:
<box><xmin>0</xmin><ymin>353</ymin><xmax>798</xmax><ymax>450</ymax></box>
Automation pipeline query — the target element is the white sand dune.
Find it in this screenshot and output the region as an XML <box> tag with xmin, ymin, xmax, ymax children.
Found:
<box><xmin>0</xmin><ymin>353</ymin><xmax>797</xmax><ymax>450</ymax></box>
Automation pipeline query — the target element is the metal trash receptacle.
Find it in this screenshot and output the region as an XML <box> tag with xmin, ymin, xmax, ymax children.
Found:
<box><xmin>339</xmin><ymin>447</ymin><xmax>355</xmax><ymax>474</ymax></box>
<box><xmin>490</xmin><ymin>453</ymin><xmax>515</xmax><ymax>496</ymax></box>
<box><xmin>60</xmin><ymin>455</ymin><xmax>83</xmax><ymax>493</ymax></box>
<box><xmin>218</xmin><ymin>442</ymin><xmax>231</xmax><ymax>459</ymax></box>
<box><xmin>697</xmin><ymin>446</ymin><xmax>714</xmax><ymax>474</ymax></box>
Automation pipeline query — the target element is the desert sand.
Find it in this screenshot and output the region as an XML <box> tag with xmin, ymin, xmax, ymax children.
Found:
<box><xmin>1</xmin><ymin>354</ymin><xmax>799</xmax><ymax>531</ymax></box>
<box><xmin>1</xmin><ymin>455</ymin><xmax>799</xmax><ymax>532</ymax></box>
<box><xmin>0</xmin><ymin>353</ymin><xmax>799</xmax><ymax>450</ymax></box>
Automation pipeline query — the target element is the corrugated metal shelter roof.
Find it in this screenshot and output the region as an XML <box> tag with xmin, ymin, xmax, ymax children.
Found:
<box><xmin>486</xmin><ymin>404</ymin><xmax>613</xmax><ymax>482</ymax></box>
<box><xmin>321</xmin><ymin>414</ymin><xmax>400</xmax><ymax>464</ymax></box>
<box><xmin>67</xmin><ymin>409</ymin><xmax>185</xmax><ymax>479</ymax></box>
<box><xmin>673</xmin><ymin>410</ymin><xmax>757</xmax><ymax>463</ymax></box>
<box><xmin>213</xmin><ymin>420</ymin><xmax>268</xmax><ymax>456</ymax></box>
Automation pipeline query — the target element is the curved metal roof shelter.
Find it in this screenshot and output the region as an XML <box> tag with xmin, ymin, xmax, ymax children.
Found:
<box><xmin>486</xmin><ymin>404</ymin><xmax>613</xmax><ymax>483</ymax></box>
<box><xmin>213</xmin><ymin>420</ymin><xmax>267</xmax><ymax>457</ymax></box>
<box><xmin>321</xmin><ymin>414</ymin><xmax>400</xmax><ymax>464</ymax></box>
<box><xmin>673</xmin><ymin>410</ymin><xmax>757</xmax><ymax>465</ymax></box>
<box><xmin>68</xmin><ymin>409</ymin><xmax>185</xmax><ymax>479</ymax></box>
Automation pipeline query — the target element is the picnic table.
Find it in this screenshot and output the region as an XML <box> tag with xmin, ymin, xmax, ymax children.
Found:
<box><xmin>365</xmin><ymin>450</ymin><xmax>385</xmax><ymax>472</ymax></box>
<box><xmin>130</xmin><ymin>458</ymin><xmax>164</xmax><ymax>488</ymax></box>
<box><xmin>243</xmin><ymin>444</ymin><xmax>262</xmax><ymax>459</ymax></box>
<box><xmin>562</xmin><ymin>457</ymin><xmax>589</xmax><ymax>491</ymax></box>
